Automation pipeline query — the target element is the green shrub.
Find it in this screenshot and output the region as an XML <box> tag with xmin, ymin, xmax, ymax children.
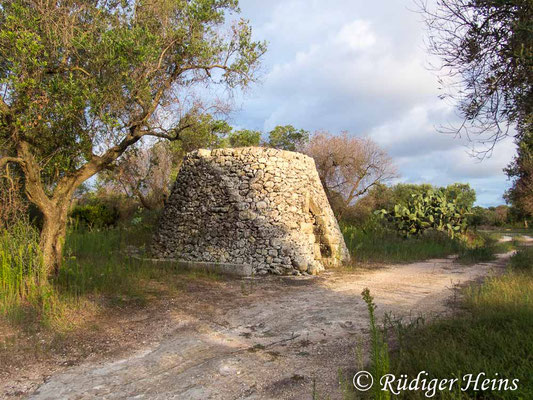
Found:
<box><xmin>69</xmin><ymin>201</ymin><xmax>119</xmax><ymax>229</ymax></box>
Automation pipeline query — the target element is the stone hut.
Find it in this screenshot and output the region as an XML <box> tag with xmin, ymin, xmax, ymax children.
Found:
<box><xmin>151</xmin><ymin>147</ymin><xmax>350</xmax><ymax>275</ymax></box>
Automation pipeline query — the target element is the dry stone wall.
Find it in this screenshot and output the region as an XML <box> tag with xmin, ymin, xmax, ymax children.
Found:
<box><xmin>152</xmin><ymin>147</ymin><xmax>350</xmax><ymax>275</ymax></box>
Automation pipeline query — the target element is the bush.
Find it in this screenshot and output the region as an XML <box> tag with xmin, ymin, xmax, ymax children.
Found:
<box><xmin>69</xmin><ymin>201</ymin><xmax>119</xmax><ymax>229</ymax></box>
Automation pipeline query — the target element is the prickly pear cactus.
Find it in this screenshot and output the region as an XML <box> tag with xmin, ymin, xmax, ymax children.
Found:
<box><xmin>376</xmin><ymin>190</ymin><xmax>470</xmax><ymax>238</ymax></box>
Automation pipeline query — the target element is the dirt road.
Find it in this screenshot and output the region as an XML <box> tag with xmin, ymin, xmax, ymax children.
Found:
<box><xmin>28</xmin><ymin>253</ymin><xmax>512</xmax><ymax>400</ymax></box>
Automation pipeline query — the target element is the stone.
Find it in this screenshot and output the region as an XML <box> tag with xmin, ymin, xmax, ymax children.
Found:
<box><xmin>300</xmin><ymin>222</ymin><xmax>314</xmax><ymax>234</ymax></box>
<box><xmin>270</xmin><ymin>238</ymin><xmax>281</xmax><ymax>247</ymax></box>
<box><xmin>151</xmin><ymin>147</ymin><xmax>350</xmax><ymax>275</ymax></box>
<box><xmin>256</xmin><ymin>201</ymin><xmax>268</xmax><ymax>210</ymax></box>
<box><xmin>291</xmin><ymin>256</ymin><xmax>308</xmax><ymax>272</ymax></box>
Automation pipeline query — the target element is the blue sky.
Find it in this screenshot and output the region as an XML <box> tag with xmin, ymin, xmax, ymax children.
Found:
<box><xmin>226</xmin><ymin>0</ymin><xmax>516</xmax><ymax>207</ymax></box>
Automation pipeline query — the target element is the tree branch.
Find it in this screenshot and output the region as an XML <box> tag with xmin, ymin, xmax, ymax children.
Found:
<box><xmin>0</xmin><ymin>156</ymin><xmax>24</xmax><ymax>169</ymax></box>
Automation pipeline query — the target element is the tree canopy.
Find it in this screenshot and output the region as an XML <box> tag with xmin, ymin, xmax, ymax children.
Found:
<box><xmin>267</xmin><ymin>125</ymin><xmax>309</xmax><ymax>151</ymax></box>
<box><xmin>227</xmin><ymin>129</ymin><xmax>262</xmax><ymax>147</ymax></box>
<box><xmin>0</xmin><ymin>0</ymin><xmax>266</xmax><ymax>273</ymax></box>
<box><xmin>421</xmin><ymin>0</ymin><xmax>532</xmax><ymax>146</ymax></box>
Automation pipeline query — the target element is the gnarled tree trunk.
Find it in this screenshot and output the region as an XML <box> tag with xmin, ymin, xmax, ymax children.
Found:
<box><xmin>16</xmin><ymin>141</ymin><xmax>79</xmax><ymax>276</ymax></box>
<box><xmin>40</xmin><ymin>200</ymin><xmax>71</xmax><ymax>275</ymax></box>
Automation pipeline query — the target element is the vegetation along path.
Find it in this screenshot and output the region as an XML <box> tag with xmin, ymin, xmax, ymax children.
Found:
<box><xmin>28</xmin><ymin>251</ymin><xmax>518</xmax><ymax>400</ymax></box>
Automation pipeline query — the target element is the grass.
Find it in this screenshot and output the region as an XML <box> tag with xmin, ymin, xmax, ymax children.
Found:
<box><xmin>346</xmin><ymin>245</ymin><xmax>533</xmax><ymax>399</ymax></box>
<box><xmin>0</xmin><ymin>221</ymin><xmax>55</xmax><ymax>326</ymax></box>
<box><xmin>455</xmin><ymin>232</ymin><xmax>516</xmax><ymax>264</ymax></box>
<box><xmin>0</xmin><ymin>217</ymin><xmax>221</xmax><ymax>332</ymax></box>
<box><xmin>0</xmin><ymin>216</ymin><xmax>224</xmax><ymax>391</ymax></box>
<box><xmin>342</xmin><ymin>225</ymin><xmax>464</xmax><ymax>264</ymax></box>
<box><xmin>341</xmin><ymin>223</ymin><xmax>509</xmax><ymax>265</ymax></box>
<box><xmin>57</xmin><ymin>228</ymin><xmax>220</xmax><ymax>304</ymax></box>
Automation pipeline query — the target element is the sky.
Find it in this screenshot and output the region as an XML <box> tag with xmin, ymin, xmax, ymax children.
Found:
<box><xmin>226</xmin><ymin>0</ymin><xmax>516</xmax><ymax>207</ymax></box>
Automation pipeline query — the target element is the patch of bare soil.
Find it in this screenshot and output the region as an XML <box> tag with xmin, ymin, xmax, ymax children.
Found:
<box><xmin>1</xmin><ymin>252</ymin><xmax>515</xmax><ymax>399</ymax></box>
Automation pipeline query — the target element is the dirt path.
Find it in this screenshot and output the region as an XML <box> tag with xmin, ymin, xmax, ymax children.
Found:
<box><xmin>27</xmin><ymin>253</ymin><xmax>513</xmax><ymax>400</ymax></box>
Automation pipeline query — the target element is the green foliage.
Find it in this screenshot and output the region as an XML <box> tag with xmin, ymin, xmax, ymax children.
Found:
<box><xmin>58</xmin><ymin>223</ymin><xmax>220</xmax><ymax>306</ymax></box>
<box><xmin>0</xmin><ymin>0</ymin><xmax>266</xmax><ymax>178</ymax></box>
<box><xmin>455</xmin><ymin>233</ymin><xmax>498</xmax><ymax>264</ymax></box>
<box><xmin>344</xmin><ymin>183</ymin><xmax>476</xmax><ymax>228</ymax></box>
<box><xmin>469</xmin><ymin>205</ymin><xmax>512</xmax><ymax>227</ymax></box>
<box><xmin>376</xmin><ymin>190</ymin><xmax>470</xmax><ymax>238</ymax></box>
<box><xmin>227</xmin><ymin>129</ymin><xmax>262</xmax><ymax>147</ymax></box>
<box><xmin>169</xmin><ymin>115</ymin><xmax>233</xmax><ymax>157</ymax></box>
<box><xmin>505</xmin><ymin>129</ymin><xmax>533</xmax><ymax>219</ymax></box>
<box><xmin>0</xmin><ymin>0</ymin><xmax>266</xmax><ymax>275</ymax></box>
<box><xmin>0</xmin><ymin>215</ymin><xmax>219</xmax><ymax>328</ymax></box>
<box><xmin>267</xmin><ymin>125</ymin><xmax>309</xmax><ymax>151</ymax></box>
<box><xmin>69</xmin><ymin>201</ymin><xmax>119</xmax><ymax>229</ymax></box>
<box><xmin>469</xmin><ymin>206</ymin><xmax>491</xmax><ymax>227</ymax></box>
<box><xmin>442</xmin><ymin>183</ymin><xmax>476</xmax><ymax>209</ymax></box>
<box><xmin>388</xmin><ymin>183</ymin><xmax>434</xmax><ymax>207</ymax></box>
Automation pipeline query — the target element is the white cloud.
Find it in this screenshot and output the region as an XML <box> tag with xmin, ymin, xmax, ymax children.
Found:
<box><xmin>334</xmin><ymin>20</ymin><xmax>376</xmax><ymax>50</ymax></box>
<box><xmin>232</xmin><ymin>0</ymin><xmax>516</xmax><ymax>206</ymax></box>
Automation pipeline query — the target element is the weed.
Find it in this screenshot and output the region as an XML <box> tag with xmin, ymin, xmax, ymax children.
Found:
<box><xmin>361</xmin><ymin>288</ymin><xmax>390</xmax><ymax>400</ymax></box>
<box><xmin>0</xmin><ymin>220</ymin><xmax>61</xmax><ymax>326</ymax></box>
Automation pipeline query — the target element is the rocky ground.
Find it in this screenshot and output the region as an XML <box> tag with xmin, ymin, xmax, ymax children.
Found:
<box><xmin>5</xmin><ymin>251</ymin><xmax>515</xmax><ymax>400</ymax></box>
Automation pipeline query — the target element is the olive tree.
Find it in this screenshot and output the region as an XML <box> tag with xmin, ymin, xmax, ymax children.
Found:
<box><xmin>0</xmin><ymin>0</ymin><xmax>266</xmax><ymax>275</ymax></box>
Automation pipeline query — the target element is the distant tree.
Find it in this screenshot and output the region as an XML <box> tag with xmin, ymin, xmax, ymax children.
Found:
<box><xmin>469</xmin><ymin>206</ymin><xmax>490</xmax><ymax>227</ymax></box>
<box><xmin>493</xmin><ymin>205</ymin><xmax>510</xmax><ymax>225</ymax></box>
<box><xmin>268</xmin><ymin>125</ymin><xmax>310</xmax><ymax>151</ymax></box>
<box><xmin>420</xmin><ymin>0</ymin><xmax>532</xmax><ymax>148</ymax></box>
<box><xmin>101</xmin><ymin>114</ymin><xmax>236</xmax><ymax>210</ymax></box>
<box><xmin>443</xmin><ymin>183</ymin><xmax>477</xmax><ymax>209</ymax></box>
<box><xmin>100</xmin><ymin>142</ymin><xmax>173</xmax><ymax>211</ymax></box>
<box><xmin>227</xmin><ymin>129</ymin><xmax>262</xmax><ymax>147</ymax></box>
<box><xmin>304</xmin><ymin>132</ymin><xmax>397</xmax><ymax>218</ymax></box>
<box><xmin>167</xmin><ymin>115</ymin><xmax>233</xmax><ymax>171</ymax></box>
<box><xmin>0</xmin><ymin>0</ymin><xmax>266</xmax><ymax>275</ymax></box>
